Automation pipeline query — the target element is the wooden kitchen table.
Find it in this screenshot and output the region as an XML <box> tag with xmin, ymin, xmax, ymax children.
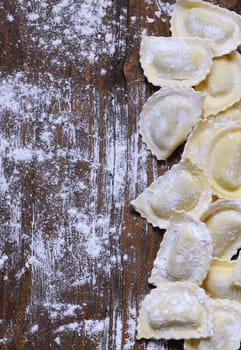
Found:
<box><xmin>0</xmin><ymin>0</ymin><xmax>240</xmax><ymax>349</ymax></box>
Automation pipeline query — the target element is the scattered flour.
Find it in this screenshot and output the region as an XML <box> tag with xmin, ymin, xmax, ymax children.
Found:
<box><xmin>155</xmin><ymin>0</ymin><xmax>174</xmax><ymax>15</ymax></box>
<box><xmin>12</xmin><ymin>0</ymin><xmax>123</xmax><ymax>67</ymax></box>
<box><xmin>0</xmin><ymin>0</ymin><xmax>158</xmax><ymax>348</ymax></box>
<box><xmin>54</xmin><ymin>318</ymin><xmax>109</xmax><ymax>336</ymax></box>
<box><xmin>155</xmin><ymin>0</ymin><xmax>174</xmax><ymax>22</ymax></box>
<box><xmin>30</xmin><ymin>324</ymin><xmax>39</xmax><ymax>334</ymax></box>
<box><xmin>0</xmin><ymin>338</ymin><xmax>8</xmax><ymax>345</ymax></box>
<box><xmin>44</xmin><ymin>303</ymin><xmax>82</xmax><ymax>320</ymax></box>
<box><xmin>123</xmin><ymin>307</ymin><xmax>137</xmax><ymax>350</ymax></box>
<box><xmin>54</xmin><ymin>336</ymin><xmax>61</xmax><ymax>345</ymax></box>
<box><xmin>0</xmin><ymin>255</ymin><xmax>8</xmax><ymax>269</ymax></box>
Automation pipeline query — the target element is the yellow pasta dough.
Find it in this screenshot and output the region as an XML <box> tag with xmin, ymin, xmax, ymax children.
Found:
<box><xmin>140</xmin><ymin>35</ymin><xmax>214</xmax><ymax>87</ymax></box>
<box><xmin>202</xmin><ymin>258</ymin><xmax>241</xmax><ymax>302</ymax></box>
<box><xmin>171</xmin><ymin>0</ymin><xmax>241</xmax><ymax>56</ymax></box>
<box><xmin>195</xmin><ymin>52</ymin><xmax>241</xmax><ymax>118</ymax></box>
<box><xmin>131</xmin><ymin>161</ymin><xmax>212</xmax><ymax>229</ymax></box>
<box><xmin>139</xmin><ymin>87</ymin><xmax>205</xmax><ymax>160</ymax></box>
<box><xmin>185</xmin><ymin>299</ymin><xmax>241</xmax><ymax>350</ymax></box>
<box><xmin>149</xmin><ymin>212</ymin><xmax>212</xmax><ymax>286</ymax></box>
<box><xmin>136</xmin><ymin>282</ymin><xmax>213</xmax><ymax>340</ymax></box>
<box><xmin>182</xmin><ymin>113</ymin><xmax>241</xmax><ymax>199</ymax></box>
<box><xmin>201</xmin><ymin>199</ymin><xmax>241</xmax><ymax>259</ymax></box>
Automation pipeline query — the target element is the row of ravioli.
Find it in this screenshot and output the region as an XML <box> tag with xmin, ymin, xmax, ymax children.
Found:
<box><xmin>132</xmin><ymin>0</ymin><xmax>241</xmax><ymax>349</ymax></box>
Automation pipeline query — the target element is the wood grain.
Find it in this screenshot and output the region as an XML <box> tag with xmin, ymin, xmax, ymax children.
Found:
<box><xmin>0</xmin><ymin>1</ymin><xmax>241</xmax><ymax>349</ymax></box>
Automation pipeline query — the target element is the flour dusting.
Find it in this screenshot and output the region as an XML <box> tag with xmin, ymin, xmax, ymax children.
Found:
<box><xmin>0</xmin><ymin>0</ymin><xmax>155</xmax><ymax>348</ymax></box>
<box><xmin>0</xmin><ymin>255</ymin><xmax>8</xmax><ymax>269</ymax></box>
<box><xmin>155</xmin><ymin>0</ymin><xmax>174</xmax><ymax>22</ymax></box>
<box><xmin>12</xmin><ymin>0</ymin><xmax>123</xmax><ymax>67</ymax></box>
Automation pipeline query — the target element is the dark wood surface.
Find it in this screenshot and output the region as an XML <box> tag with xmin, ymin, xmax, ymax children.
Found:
<box><xmin>0</xmin><ymin>0</ymin><xmax>240</xmax><ymax>349</ymax></box>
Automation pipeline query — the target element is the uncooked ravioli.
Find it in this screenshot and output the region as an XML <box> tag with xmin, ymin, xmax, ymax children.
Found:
<box><xmin>185</xmin><ymin>298</ymin><xmax>241</xmax><ymax>350</ymax></box>
<box><xmin>131</xmin><ymin>161</ymin><xmax>212</xmax><ymax>229</ymax></box>
<box><xmin>136</xmin><ymin>282</ymin><xmax>213</xmax><ymax>340</ymax></box>
<box><xmin>140</xmin><ymin>35</ymin><xmax>214</xmax><ymax>86</ymax></box>
<box><xmin>139</xmin><ymin>87</ymin><xmax>204</xmax><ymax>160</ymax></box>
<box><xmin>171</xmin><ymin>0</ymin><xmax>241</xmax><ymax>56</ymax></box>
<box><xmin>195</xmin><ymin>52</ymin><xmax>241</xmax><ymax>117</ymax></box>
<box><xmin>182</xmin><ymin>112</ymin><xmax>241</xmax><ymax>199</ymax></box>
<box><xmin>202</xmin><ymin>258</ymin><xmax>241</xmax><ymax>302</ymax></box>
<box><xmin>149</xmin><ymin>212</ymin><xmax>212</xmax><ymax>286</ymax></box>
<box><xmin>201</xmin><ymin>199</ymin><xmax>241</xmax><ymax>259</ymax></box>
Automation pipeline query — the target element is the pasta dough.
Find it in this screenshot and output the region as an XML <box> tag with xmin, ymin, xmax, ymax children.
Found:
<box><xmin>139</xmin><ymin>87</ymin><xmax>204</xmax><ymax>160</ymax></box>
<box><xmin>185</xmin><ymin>299</ymin><xmax>241</xmax><ymax>350</ymax></box>
<box><xmin>171</xmin><ymin>0</ymin><xmax>241</xmax><ymax>56</ymax></box>
<box><xmin>136</xmin><ymin>282</ymin><xmax>213</xmax><ymax>340</ymax></box>
<box><xmin>182</xmin><ymin>113</ymin><xmax>241</xmax><ymax>199</ymax></box>
<box><xmin>195</xmin><ymin>52</ymin><xmax>241</xmax><ymax>118</ymax></box>
<box><xmin>202</xmin><ymin>258</ymin><xmax>241</xmax><ymax>302</ymax></box>
<box><xmin>149</xmin><ymin>212</ymin><xmax>212</xmax><ymax>286</ymax></box>
<box><xmin>140</xmin><ymin>35</ymin><xmax>214</xmax><ymax>86</ymax></box>
<box><xmin>131</xmin><ymin>161</ymin><xmax>212</xmax><ymax>229</ymax></box>
<box><xmin>201</xmin><ymin>199</ymin><xmax>241</xmax><ymax>259</ymax></box>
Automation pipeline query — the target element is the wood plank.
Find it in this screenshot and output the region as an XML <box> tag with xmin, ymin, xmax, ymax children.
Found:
<box><xmin>0</xmin><ymin>1</ymin><xmax>240</xmax><ymax>349</ymax></box>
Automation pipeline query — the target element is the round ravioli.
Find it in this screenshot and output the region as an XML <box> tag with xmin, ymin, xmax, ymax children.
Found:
<box><xmin>139</xmin><ymin>87</ymin><xmax>204</xmax><ymax>160</ymax></box>
<box><xmin>201</xmin><ymin>199</ymin><xmax>241</xmax><ymax>259</ymax></box>
<box><xmin>195</xmin><ymin>52</ymin><xmax>241</xmax><ymax>118</ymax></box>
<box><xmin>202</xmin><ymin>258</ymin><xmax>241</xmax><ymax>302</ymax></box>
<box><xmin>149</xmin><ymin>212</ymin><xmax>212</xmax><ymax>286</ymax></box>
<box><xmin>136</xmin><ymin>282</ymin><xmax>213</xmax><ymax>340</ymax></box>
<box><xmin>131</xmin><ymin>161</ymin><xmax>212</xmax><ymax>229</ymax></box>
<box><xmin>183</xmin><ymin>113</ymin><xmax>241</xmax><ymax>199</ymax></box>
<box><xmin>140</xmin><ymin>35</ymin><xmax>214</xmax><ymax>87</ymax></box>
<box><xmin>185</xmin><ymin>299</ymin><xmax>241</xmax><ymax>350</ymax></box>
<box><xmin>171</xmin><ymin>0</ymin><xmax>241</xmax><ymax>57</ymax></box>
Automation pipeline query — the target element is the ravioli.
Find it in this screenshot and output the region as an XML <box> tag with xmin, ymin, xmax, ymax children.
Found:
<box><xmin>231</xmin><ymin>258</ymin><xmax>241</xmax><ymax>287</ymax></box>
<box><xmin>201</xmin><ymin>199</ymin><xmax>241</xmax><ymax>259</ymax></box>
<box><xmin>139</xmin><ymin>87</ymin><xmax>205</xmax><ymax>160</ymax></box>
<box><xmin>149</xmin><ymin>212</ymin><xmax>212</xmax><ymax>286</ymax></box>
<box><xmin>140</xmin><ymin>35</ymin><xmax>214</xmax><ymax>87</ymax></box>
<box><xmin>185</xmin><ymin>299</ymin><xmax>241</xmax><ymax>350</ymax></box>
<box><xmin>195</xmin><ymin>52</ymin><xmax>241</xmax><ymax>118</ymax></box>
<box><xmin>182</xmin><ymin>113</ymin><xmax>241</xmax><ymax>199</ymax></box>
<box><xmin>171</xmin><ymin>0</ymin><xmax>241</xmax><ymax>57</ymax></box>
<box><xmin>203</xmin><ymin>258</ymin><xmax>241</xmax><ymax>302</ymax></box>
<box><xmin>213</xmin><ymin>99</ymin><xmax>241</xmax><ymax>123</ymax></box>
<box><xmin>136</xmin><ymin>282</ymin><xmax>213</xmax><ymax>340</ymax></box>
<box><xmin>131</xmin><ymin>161</ymin><xmax>212</xmax><ymax>229</ymax></box>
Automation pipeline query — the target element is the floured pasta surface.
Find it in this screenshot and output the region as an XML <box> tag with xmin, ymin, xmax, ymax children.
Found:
<box><xmin>185</xmin><ymin>299</ymin><xmax>241</xmax><ymax>350</ymax></box>
<box><xmin>195</xmin><ymin>51</ymin><xmax>241</xmax><ymax>118</ymax></box>
<box><xmin>171</xmin><ymin>0</ymin><xmax>241</xmax><ymax>56</ymax></box>
<box><xmin>182</xmin><ymin>114</ymin><xmax>241</xmax><ymax>199</ymax></box>
<box><xmin>232</xmin><ymin>258</ymin><xmax>241</xmax><ymax>287</ymax></box>
<box><xmin>203</xmin><ymin>258</ymin><xmax>241</xmax><ymax>302</ymax></box>
<box><xmin>136</xmin><ymin>282</ymin><xmax>213</xmax><ymax>340</ymax></box>
<box><xmin>135</xmin><ymin>0</ymin><xmax>241</xmax><ymax>348</ymax></box>
<box><xmin>131</xmin><ymin>161</ymin><xmax>212</xmax><ymax>229</ymax></box>
<box><xmin>139</xmin><ymin>87</ymin><xmax>205</xmax><ymax>160</ymax></box>
<box><xmin>140</xmin><ymin>35</ymin><xmax>214</xmax><ymax>86</ymax></box>
<box><xmin>201</xmin><ymin>199</ymin><xmax>241</xmax><ymax>259</ymax></box>
<box><xmin>149</xmin><ymin>212</ymin><xmax>212</xmax><ymax>286</ymax></box>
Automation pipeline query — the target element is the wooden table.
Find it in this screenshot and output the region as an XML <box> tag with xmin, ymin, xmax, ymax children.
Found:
<box><xmin>0</xmin><ymin>0</ymin><xmax>240</xmax><ymax>349</ymax></box>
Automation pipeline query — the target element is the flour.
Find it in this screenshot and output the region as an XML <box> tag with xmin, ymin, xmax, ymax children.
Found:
<box><xmin>0</xmin><ymin>255</ymin><xmax>8</xmax><ymax>269</ymax></box>
<box><xmin>123</xmin><ymin>307</ymin><xmax>137</xmax><ymax>350</ymax></box>
<box><xmin>0</xmin><ymin>0</ymin><xmax>155</xmax><ymax>348</ymax></box>
<box><xmin>155</xmin><ymin>0</ymin><xmax>174</xmax><ymax>22</ymax></box>
<box><xmin>44</xmin><ymin>303</ymin><xmax>82</xmax><ymax>320</ymax></box>
<box><xmin>14</xmin><ymin>0</ymin><xmax>120</xmax><ymax>66</ymax></box>
<box><xmin>155</xmin><ymin>0</ymin><xmax>174</xmax><ymax>17</ymax></box>
<box><xmin>30</xmin><ymin>324</ymin><xmax>39</xmax><ymax>334</ymax></box>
